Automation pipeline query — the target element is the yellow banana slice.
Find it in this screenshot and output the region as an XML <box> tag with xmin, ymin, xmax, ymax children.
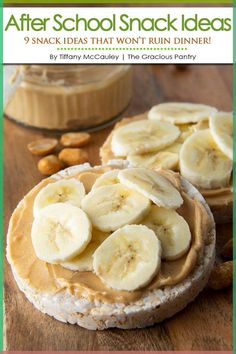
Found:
<box><xmin>148</xmin><ymin>102</ymin><xmax>217</xmax><ymax>124</ymax></box>
<box><xmin>61</xmin><ymin>229</ymin><xmax>109</xmax><ymax>271</ymax></box>
<box><xmin>209</xmin><ymin>112</ymin><xmax>233</xmax><ymax>160</ymax></box>
<box><xmin>93</xmin><ymin>225</ymin><xmax>161</xmax><ymax>291</ymax></box>
<box><xmin>92</xmin><ymin>169</ymin><xmax>119</xmax><ymax>189</ymax></box>
<box><xmin>118</xmin><ymin>168</ymin><xmax>183</xmax><ymax>209</ymax></box>
<box><xmin>81</xmin><ymin>183</ymin><xmax>151</xmax><ymax>232</ymax></box>
<box><xmin>31</xmin><ymin>203</ymin><xmax>92</xmax><ymax>263</ymax></box>
<box><xmin>179</xmin><ymin>130</ymin><xmax>232</xmax><ymax>189</ymax></box>
<box><xmin>33</xmin><ymin>179</ymin><xmax>85</xmax><ymax>217</ymax></box>
<box><xmin>127</xmin><ymin>151</ymin><xmax>179</xmax><ymax>171</ymax></box>
<box><xmin>142</xmin><ymin>206</ymin><xmax>191</xmax><ymax>261</ymax></box>
<box><xmin>111</xmin><ymin>119</ymin><xmax>180</xmax><ymax>156</ymax></box>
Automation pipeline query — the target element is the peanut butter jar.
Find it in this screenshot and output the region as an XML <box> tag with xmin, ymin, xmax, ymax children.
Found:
<box><xmin>4</xmin><ymin>65</ymin><xmax>133</xmax><ymax>131</ymax></box>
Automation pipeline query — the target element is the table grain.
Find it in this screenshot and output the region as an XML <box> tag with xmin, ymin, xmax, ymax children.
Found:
<box><xmin>4</xmin><ymin>64</ymin><xmax>232</xmax><ymax>351</ymax></box>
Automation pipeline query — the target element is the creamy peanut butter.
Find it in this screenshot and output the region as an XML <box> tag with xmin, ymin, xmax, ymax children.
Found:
<box><xmin>200</xmin><ymin>187</ymin><xmax>233</xmax><ymax>206</ymax></box>
<box><xmin>8</xmin><ymin>168</ymin><xmax>211</xmax><ymax>304</ymax></box>
<box><xmin>5</xmin><ymin>65</ymin><xmax>133</xmax><ymax>130</ymax></box>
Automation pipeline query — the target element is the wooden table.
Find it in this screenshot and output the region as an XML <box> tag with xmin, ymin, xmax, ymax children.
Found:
<box><xmin>4</xmin><ymin>64</ymin><xmax>232</xmax><ymax>351</ymax></box>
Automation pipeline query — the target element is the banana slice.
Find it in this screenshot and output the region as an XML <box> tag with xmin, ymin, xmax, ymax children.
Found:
<box><xmin>209</xmin><ymin>112</ymin><xmax>233</xmax><ymax>160</ymax></box>
<box><xmin>118</xmin><ymin>168</ymin><xmax>183</xmax><ymax>209</ymax></box>
<box><xmin>92</xmin><ymin>170</ymin><xmax>119</xmax><ymax>189</ymax></box>
<box><xmin>163</xmin><ymin>125</ymin><xmax>193</xmax><ymax>154</ymax></box>
<box><xmin>111</xmin><ymin>119</ymin><xmax>180</xmax><ymax>156</ymax></box>
<box><xmin>148</xmin><ymin>102</ymin><xmax>217</xmax><ymax>124</ymax></box>
<box><xmin>93</xmin><ymin>225</ymin><xmax>161</xmax><ymax>291</ymax></box>
<box><xmin>81</xmin><ymin>183</ymin><xmax>151</xmax><ymax>232</ymax></box>
<box><xmin>127</xmin><ymin>151</ymin><xmax>179</xmax><ymax>171</ymax></box>
<box><xmin>33</xmin><ymin>179</ymin><xmax>85</xmax><ymax>217</ymax></box>
<box><xmin>142</xmin><ymin>206</ymin><xmax>191</xmax><ymax>261</ymax></box>
<box><xmin>31</xmin><ymin>203</ymin><xmax>92</xmax><ymax>263</ymax></box>
<box><xmin>179</xmin><ymin>129</ymin><xmax>232</xmax><ymax>189</ymax></box>
<box><xmin>162</xmin><ymin>142</ymin><xmax>182</xmax><ymax>154</ymax></box>
<box><xmin>61</xmin><ymin>229</ymin><xmax>109</xmax><ymax>271</ymax></box>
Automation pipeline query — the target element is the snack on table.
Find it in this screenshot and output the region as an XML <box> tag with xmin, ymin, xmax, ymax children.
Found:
<box><xmin>7</xmin><ymin>162</ymin><xmax>215</xmax><ymax>329</ymax></box>
<box><xmin>100</xmin><ymin>103</ymin><xmax>233</xmax><ymax>223</ymax></box>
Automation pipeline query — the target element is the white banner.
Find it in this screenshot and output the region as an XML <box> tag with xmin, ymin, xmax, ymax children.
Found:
<box><xmin>3</xmin><ymin>7</ymin><xmax>233</xmax><ymax>64</ymax></box>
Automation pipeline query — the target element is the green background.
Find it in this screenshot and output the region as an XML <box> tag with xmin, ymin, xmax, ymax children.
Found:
<box><xmin>0</xmin><ymin>0</ymin><xmax>3</xmax><ymax>349</ymax></box>
<box><xmin>3</xmin><ymin>0</ymin><xmax>233</xmax><ymax>4</ymax></box>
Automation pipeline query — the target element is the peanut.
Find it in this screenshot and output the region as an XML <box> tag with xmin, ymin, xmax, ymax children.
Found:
<box><xmin>208</xmin><ymin>261</ymin><xmax>233</xmax><ymax>290</ymax></box>
<box><xmin>59</xmin><ymin>148</ymin><xmax>89</xmax><ymax>166</ymax></box>
<box><xmin>27</xmin><ymin>138</ymin><xmax>58</xmax><ymax>156</ymax></box>
<box><xmin>60</xmin><ymin>132</ymin><xmax>91</xmax><ymax>148</ymax></box>
<box><xmin>221</xmin><ymin>239</ymin><xmax>232</xmax><ymax>259</ymax></box>
<box><xmin>38</xmin><ymin>155</ymin><xmax>63</xmax><ymax>175</ymax></box>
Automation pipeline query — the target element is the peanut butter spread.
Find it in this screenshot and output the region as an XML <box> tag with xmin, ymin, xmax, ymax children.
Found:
<box><xmin>200</xmin><ymin>187</ymin><xmax>233</xmax><ymax>206</ymax></box>
<box><xmin>5</xmin><ymin>65</ymin><xmax>133</xmax><ymax>130</ymax></box>
<box><xmin>8</xmin><ymin>168</ymin><xmax>211</xmax><ymax>304</ymax></box>
<box><xmin>100</xmin><ymin>114</ymin><xmax>232</xmax><ymax>208</ymax></box>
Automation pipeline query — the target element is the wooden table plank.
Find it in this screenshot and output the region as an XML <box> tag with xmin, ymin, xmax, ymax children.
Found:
<box><xmin>4</xmin><ymin>64</ymin><xmax>232</xmax><ymax>351</ymax></box>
